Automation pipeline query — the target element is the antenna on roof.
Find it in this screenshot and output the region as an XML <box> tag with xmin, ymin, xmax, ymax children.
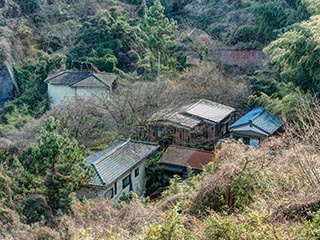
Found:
<box><xmin>71</xmin><ymin>60</ymin><xmax>99</xmax><ymax>73</ymax></box>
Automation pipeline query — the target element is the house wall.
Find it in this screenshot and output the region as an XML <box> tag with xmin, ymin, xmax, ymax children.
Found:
<box><xmin>77</xmin><ymin>159</ymin><xmax>148</xmax><ymax>205</ymax></box>
<box><xmin>48</xmin><ymin>84</ymin><xmax>76</xmax><ymax>104</ymax></box>
<box><xmin>75</xmin><ymin>87</ymin><xmax>109</xmax><ymax>99</ymax></box>
<box><xmin>48</xmin><ymin>84</ymin><xmax>109</xmax><ymax>104</ymax></box>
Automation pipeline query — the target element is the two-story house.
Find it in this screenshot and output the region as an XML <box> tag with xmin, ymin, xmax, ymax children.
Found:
<box><xmin>78</xmin><ymin>139</ymin><xmax>159</xmax><ymax>204</ymax></box>
<box><xmin>148</xmin><ymin>99</ymin><xmax>235</xmax><ymax>149</ymax></box>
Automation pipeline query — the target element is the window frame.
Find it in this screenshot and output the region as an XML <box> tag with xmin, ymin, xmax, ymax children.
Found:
<box><xmin>122</xmin><ymin>175</ymin><xmax>130</xmax><ymax>189</ymax></box>
<box><xmin>104</xmin><ymin>188</ymin><xmax>113</xmax><ymax>199</ymax></box>
<box><xmin>135</xmin><ymin>168</ymin><xmax>139</xmax><ymax>177</ymax></box>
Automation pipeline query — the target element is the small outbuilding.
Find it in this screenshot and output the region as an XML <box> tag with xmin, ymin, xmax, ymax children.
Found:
<box><xmin>228</xmin><ymin>107</ymin><xmax>282</xmax><ymax>147</ymax></box>
<box><xmin>45</xmin><ymin>68</ymin><xmax>117</xmax><ymax>105</ymax></box>
<box><xmin>78</xmin><ymin>139</ymin><xmax>159</xmax><ymax>204</ymax></box>
<box><xmin>160</xmin><ymin>145</ymin><xmax>213</xmax><ymax>179</ymax></box>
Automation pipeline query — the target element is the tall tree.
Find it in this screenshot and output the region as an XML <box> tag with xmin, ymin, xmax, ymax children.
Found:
<box><xmin>141</xmin><ymin>0</ymin><xmax>178</xmax><ymax>73</ymax></box>
<box><xmin>28</xmin><ymin>117</ymin><xmax>91</xmax><ymax>215</ymax></box>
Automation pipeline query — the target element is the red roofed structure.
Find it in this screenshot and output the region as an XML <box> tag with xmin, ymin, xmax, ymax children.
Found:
<box><xmin>161</xmin><ymin>146</ymin><xmax>213</xmax><ymax>177</ymax></box>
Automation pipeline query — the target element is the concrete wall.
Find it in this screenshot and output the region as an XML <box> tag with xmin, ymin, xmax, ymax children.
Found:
<box><xmin>48</xmin><ymin>85</ymin><xmax>76</xmax><ymax>105</ymax></box>
<box><xmin>48</xmin><ymin>84</ymin><xmax>109</xmax><ymax>105</ymax></box>
<box><xmin>76</xmin><ymin>87</ymin><xmax>109</xmax><ymax>99</ymax></box>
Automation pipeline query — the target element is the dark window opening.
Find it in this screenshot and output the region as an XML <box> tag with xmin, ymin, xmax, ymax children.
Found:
<box><xmin>122</xmin><ymin>175</ymin><xmax>130</xmax><ymax>189</ymax></box>
<box><xmin>135</xmin><ymin>168</ymin><xmax>139</xmax><ymax>177</ymax></box>
<box><xmin>104</xmin><ymin>189</ymin><xmax>113</xmax><ymax>199</ymax></box>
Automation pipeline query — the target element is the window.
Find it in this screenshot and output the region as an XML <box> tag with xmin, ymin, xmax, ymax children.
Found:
<box><xmin>114</xmin><ymin>182</ymin><xmax>117</xmax><ymax>195</ymax></box>
<box><xmin>135</xmin><ymin>168</ymin><xmax>139</xmax><ymax>177</ymax></box>
<box><xmin>104</xmin><ymin>188</ymin><xmax>113</xmax><ymax>199</ymax></box>
<box><xmin>122</xmin><ymin>175</ymin><xmax>130</xmax><ymax>189</ymax></box>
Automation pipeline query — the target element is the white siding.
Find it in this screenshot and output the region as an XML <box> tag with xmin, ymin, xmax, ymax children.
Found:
<box><xmin>48</xmin><ymin>84</ymin><xmax>76</xmax><ymax>105</ymax></box>
<box><xmin>48</xmin><ymin>84</ymin><xmax>109</xmax><ymax>105</ymax></box>
<box><xmin>76</xmin><ymin>87</ymin><xmax>109</xmax><ymax>99</ymax></box>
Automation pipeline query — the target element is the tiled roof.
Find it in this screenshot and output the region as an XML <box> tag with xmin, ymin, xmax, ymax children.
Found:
<box><xmin>86</xmin><ymin>140</ymin><xmax>159</xmax><ymax>187</ymax></box>
<box><xmin>45</xmin><ymin>71</ymin><xmax>116</xmax><ymax>88</ymax></box>
<box><xmin>161</xmin><ymin>145</ymin><xmax>213</xmax><ymax>170</ymax></box>
<box><xmin>229</xmin><ymin>107</ymin><xmax>282</xmax><ymax>136</ymax></box>
<box><xmin>149</xmin><ymin>99</ymin><xmax>235</xmax><ymax>129</ymax></box>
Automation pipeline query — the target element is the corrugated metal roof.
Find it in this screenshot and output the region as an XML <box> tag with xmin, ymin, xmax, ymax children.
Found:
<box><xmin>86</xmin><ymin>140</ymin><xmax>159</xmax><ymax>187</ymax></box>
<box><xmin>44</xmin><ymin>71</ymin><xmax>116</xmax><ymax>88</ymax></box>
<box><xmin>186</xmin><ymin>99</ymin><xmax>235</xmax><ymax>123</ymax></box>
<box><xmin>229</xmin><ymin>107</ymin><xmax>264</xmax><ymax>128</ymax></box>
<box><xmin>161</xmin><ymin>145</ymin><xmax>213</xmax><ymax>170</ymax></box>
<box><xmin>252</xmin><ymin>111</ymin><xmax>282</xmax><ymax>135</ymax></box>
<box><xmin>229</xmin><ymin>107</ymin><xmax>282</xmax><ymax>136</ymax></box>
<box><xmin>149</xmin><ymin>99</ymin><xmax>234</xmax><ymax>129</ymax></box>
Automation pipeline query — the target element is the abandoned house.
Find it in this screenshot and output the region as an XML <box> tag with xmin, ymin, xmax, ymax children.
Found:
<box><xmin>44</xmin><ymin>62</ymin><xmax>117</xmax><ymax>105</ymax></box>
<box><xmin>148</xmin><ymin>99</ymin><xmax>235</xmax><ymax>149</ymax></box>
<box><xmin>78</xmin><ymin>139</ymin><xmax>159</xmax><ymax>204</ymax></box>
<box><xmin>160</xmin><ymin>145</ymin><xmax>213</xmax><ymax>180</ymax></box>
<box><xmin>0</xmin><ymin>62</ymin><xmax>19</xmax><ymax>108</ymax></box>
<box><xmin>228</xmin><ymin>106</ymin><xmax>282</xmax><ymax>147</ymax></box>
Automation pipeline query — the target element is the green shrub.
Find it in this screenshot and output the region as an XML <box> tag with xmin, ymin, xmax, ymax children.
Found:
<box><xmin>204</xmin><ymin>213</ymin><xmax>279</xmax><ymax>240</ymax></box>
<box><xmin>145</xmin><ymin>208</ymin><xmax>194</xmax><ymax>240</ymax></box>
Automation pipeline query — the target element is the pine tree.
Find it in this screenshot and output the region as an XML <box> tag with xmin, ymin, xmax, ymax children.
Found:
<box><xmin>30</xmin><ymin>117</ymin><xmax>91</xmax><ymax>215</ymax></box>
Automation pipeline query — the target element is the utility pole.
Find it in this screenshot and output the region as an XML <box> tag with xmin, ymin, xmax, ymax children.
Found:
<box><xmin>157</xmin><ymin>52</ymin><xmax>161</xmax><ymax>79</ymax></box>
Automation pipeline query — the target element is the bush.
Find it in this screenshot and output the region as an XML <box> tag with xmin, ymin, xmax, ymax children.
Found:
<box><xmin>145</xmin><ymin>208</ymin><xmax>194</xmax><ymax>240</ymax></box>
<box><xmin>204</xmin><ymin>213</ymin><xmax>278</xmax><ymax>240</ymax></box>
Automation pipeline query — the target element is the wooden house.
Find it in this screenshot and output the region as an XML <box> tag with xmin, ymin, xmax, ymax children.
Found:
<box><xmin>148</xmin><ymin>99</ymin><xmax>235</xmax><ymax>149</ymax></box>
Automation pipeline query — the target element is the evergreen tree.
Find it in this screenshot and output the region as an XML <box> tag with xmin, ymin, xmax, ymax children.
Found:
<box><xmin>28</xmin><ymin>117</ymin><xmax>91</xmax><ymax>216</ymax></box>
<box><xmin>141</xmin><ymin>0</ymin><xmax>178</xmax><ymax>73</ymax></box>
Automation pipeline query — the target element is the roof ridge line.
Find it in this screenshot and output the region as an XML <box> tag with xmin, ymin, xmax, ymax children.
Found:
<box><xmin>68</xmin><ymin>72</ymin><xmax>93</xmax><ymax>87</ymax></box>
<box><xmin>92</xmin><ymin>139</ymin><xmax>131</xmax><ymax>166</ymax></box>
<box><xmin>127</xmin><ymin>139</ymin><xmax>159</xmax><ymax>146</ymax></box>
<box><xmin>250</xmin><ymin>107</ymin><xmax>265</xmax><ymax>122</ymax></box>
<box><xmin>184</xmin><ymin>99</ymin><xmax>202</xmax><ymax>112</ymax></box>
<box><xmin>44</xmin><ymin>70</ymin><xmax>67</xmax><ymax>83</ymax></box>
<box><xmin>169</xmin><ymin>145</ymin><xmax>213</xmax><ymax>153</ymax></box>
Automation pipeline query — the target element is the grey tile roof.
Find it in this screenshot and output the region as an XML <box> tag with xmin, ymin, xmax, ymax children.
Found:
<box><xmin>86</xmin><ymin>140</ymin><xmax>159</xmax><ymax>187</ymax></box>
<box><xmin>44</xmin><ymin>71</ymin><xmax>116</xmax><ymax>88</ymax></box>
<box><xmin>149</xmin><ymin>99</ymin><xmax>235</xmax><ymax>129</ymax></box>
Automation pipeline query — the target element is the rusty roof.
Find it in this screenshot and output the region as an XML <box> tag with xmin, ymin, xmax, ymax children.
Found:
<box><xmin>161</xmin><ymin>145</ymin><xmax>213</xmax><ymax>170</ymax></box>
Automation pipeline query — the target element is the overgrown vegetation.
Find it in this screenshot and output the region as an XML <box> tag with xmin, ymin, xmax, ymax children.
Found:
<box><xmin>1</xmin><ymin>0</ymin><xmax>320</xmax><ymax>239</ymax></box>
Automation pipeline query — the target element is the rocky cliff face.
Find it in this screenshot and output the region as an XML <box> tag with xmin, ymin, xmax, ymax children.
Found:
<box><xmin>0</xmin><ymin>62</ymin><xmax>19</xmax><ymax>107</ymax></box>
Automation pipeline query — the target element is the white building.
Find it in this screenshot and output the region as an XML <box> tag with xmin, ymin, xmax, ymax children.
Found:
<box><xmin>44</xmin><ymin>70</ymin><xmax>117</xmax><ymax>105</ymax></box>
<box><xmin>78</xmin><ymin>139</ymin><xmax>159</xmax><ymax>204</ymax></box>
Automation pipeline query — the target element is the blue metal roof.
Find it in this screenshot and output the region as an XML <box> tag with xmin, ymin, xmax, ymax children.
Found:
<box><xmin>229</xmin><ymin>107</ymin><xmax>263</xmax><ymax>128</ymax></box>
<box><xmin>229</xmin><ymin>107</ymin><xmax>282</xmax><ymax>136</ymax></box>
